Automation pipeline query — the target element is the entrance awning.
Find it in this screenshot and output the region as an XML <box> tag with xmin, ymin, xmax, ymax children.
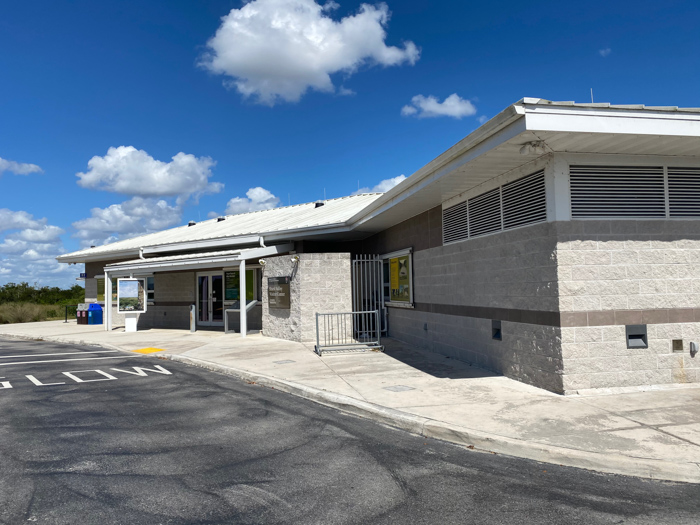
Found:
<box><xmin>104</xmin><ymin>243</ymin><xmax>294</xmax><ymax>275</ymax></box>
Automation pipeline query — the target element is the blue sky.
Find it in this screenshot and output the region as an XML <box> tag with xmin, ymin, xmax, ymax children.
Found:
<box><xmin>1</xmin><ymin>0</ymin><xmax>699</xmax><ymax>287</ymax></box>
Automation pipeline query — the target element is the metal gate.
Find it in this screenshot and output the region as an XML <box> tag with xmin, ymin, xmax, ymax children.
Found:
<box><xmin>352</xmin><ymin>254</ymin><xmax>386</xmax><ymax>333</ymax></box>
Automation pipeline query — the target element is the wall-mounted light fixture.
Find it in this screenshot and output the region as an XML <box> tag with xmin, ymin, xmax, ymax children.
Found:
<box><xmin>290</xmin><ymin>255</ymin><xmax>300</xmax><ymax>263</ymax></box>
<box><xmin>259</xmin><ymin>259</ymin><xmax>266</xmax><ymax>266</ymax></box>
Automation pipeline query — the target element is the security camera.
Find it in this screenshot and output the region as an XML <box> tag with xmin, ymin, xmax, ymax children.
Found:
<box><xmin>259</xmin><ymin>259</ymin><xmax>266</xmax><ymax>266</ymax></box>
<box><xmin>291</xmin><ymin>255</ymin><xmax>300</xmax><ymax>263</ymax></box>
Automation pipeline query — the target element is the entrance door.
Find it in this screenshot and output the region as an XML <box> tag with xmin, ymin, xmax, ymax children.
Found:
<box><xmin>197</xmin><ymin>272</ymin><xmax>224</xmax><ymax>326</ymax></box>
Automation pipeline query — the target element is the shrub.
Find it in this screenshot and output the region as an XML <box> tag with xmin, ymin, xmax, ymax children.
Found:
<box><xmin>0</xmin><ymin>303</ymin><xmax>66</xmax><ymax>324</ymax></box>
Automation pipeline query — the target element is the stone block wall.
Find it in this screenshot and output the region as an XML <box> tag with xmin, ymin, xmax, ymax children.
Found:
<box><xmin>556</xmin><ymin>220</ymin><xmax>700</xmax><ymax>392</ymax></box>
<box><xmin>262</xmin><ymin>253</ymin><xmax>352</xmax><ymax>343</ymax></box>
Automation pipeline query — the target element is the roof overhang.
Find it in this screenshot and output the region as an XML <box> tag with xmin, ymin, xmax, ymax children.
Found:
<box><xmin>103</xmin><ymin>243</ymin><xmax>294</xmax><ymax>275</ymax></box>
<box><xmin>348</xmin><ymin>99</ymin><xmax>700</xmax><ymax>232</ymax></box>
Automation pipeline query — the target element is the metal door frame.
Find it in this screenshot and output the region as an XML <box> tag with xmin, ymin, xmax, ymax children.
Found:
<box><xmin>196</xmin><ymin>271</ymin><xmax>224</xmax><ymax>327</ymax></box>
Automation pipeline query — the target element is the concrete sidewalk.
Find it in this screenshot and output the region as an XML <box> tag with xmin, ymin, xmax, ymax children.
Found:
<box><xmin>2</xmin><ymin>320</ymin><xmax>700</xmax><ymax>483</ymax></box>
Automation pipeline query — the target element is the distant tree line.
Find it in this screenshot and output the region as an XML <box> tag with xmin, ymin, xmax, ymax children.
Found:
<box><xmin>0</xmin><ymin>282</ymin><xmax>85</xmax><ymax>305</ymax></box>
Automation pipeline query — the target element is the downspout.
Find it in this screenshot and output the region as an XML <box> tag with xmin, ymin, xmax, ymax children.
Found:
<box><xmin>139</xmin><ymin>247</ymin><xmax>145</xmax><ymax>259</ymax></box>
<box><xmin>259</xmin><ymin>236</ymin><xmax>266</xmax><ymax>248</ymax></box>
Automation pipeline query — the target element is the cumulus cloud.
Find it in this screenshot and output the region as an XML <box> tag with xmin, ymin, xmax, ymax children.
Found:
<box><xmin>0</xmin><ymin>209</ymin><xmax>46</xmax><ymax>232</ymax></box>
<box><xmin>353</xmin><ymin>174</ymin><xmax>406</xmax><ymax>195</ymax></box>
<box><xmin>478</xmin><ymin>115</ymin><xmax>489</xmax><ymax>124</ymax></box>
<box><xmin>200</xmin><ymin>0</ymin><xmax>419</xmax><ymax>105</ymax></box>
<box><xmin>0</xmin><ymin>209</ymin><xmax>73</xmax><ymax>288</ymax></box>
<box><xmin>0</xmin><ymin>156</ymin><xmax>43</xmax><ymax>176</ymax></box>
<box><xmin>401</xmin><ymin>94</ymin><xmax>477</xmax><ymax>119</ymax></box>
<box><xmin>224</xmin><ymin>187</ymin><xmax>281</xmax><ymax>215</ymax></box>
<box><xmin>72</xmin><ymin>197</ymin><xmax>182</xmax><ymax>248</ymax></box>
<box><xmin>599</xmin><ymin>48</ymin><xmax>612</xmax><ymax>57</ymax></box>
<box><xmin>76</xmin><ymin>146</ymin><xmax>223</xmax><ymax>204</ymax></box>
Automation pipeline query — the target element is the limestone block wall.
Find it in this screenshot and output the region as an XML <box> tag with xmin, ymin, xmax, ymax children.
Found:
<box><xmin>262</xmin><ymin>253</ymin><xmax>352</xmax><ymax>343</ymax></box>
<box><xmin>556</xmin><ymin>220</ymin><xmax>700</xmax><ymax>392</ymax></box>
<box><xmin>383</xmin><ymin>221</ymin><xmax>563</xmax><ymax>392</ymax></box>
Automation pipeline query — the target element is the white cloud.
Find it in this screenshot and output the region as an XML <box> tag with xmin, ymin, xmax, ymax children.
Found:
<box><xmin>401</xmin><ymin>94</ymin><xmax>477</xmax><ymax>119</ymax></box>
<box><xmin>200</xmin><ymin>0</ymin><xmax>419</xmax><ymax>105</ymax></box>
<box><xmin>0</xmin><ymin>156</ymin><xmax>43</xmax><ymax>176</ymax></box>
<box><xmin>72</xmin><ymin>197</ymin><xmax>182</xmax><ymax>247</ymax></box>
<box><xmin>599</xmin><ymin>48</ymin><xmax>612</xmax><ymax>57</ymax></box>
<box><xmin>478</xmin><ymin>115</ymin><xmax>488</xmax><ymax>124</ymax></box>
<box><xmin>0</xmin><ymin>209</ymin><xmax>46</xmax><ymax>232</ymax></box>
<box><xmin>353</xmin><ymin>174</ymin><xmax>405</xmax><ymax>195</ymax></box>
<box><xmin>0</xmin><ymin>209</ymin><xmax>74</xmax><ymax>288</ymax></box>
<box><xmin>76</xmin><ymin>146</ymin><xmax>223</xmax><ymax>204</ymax></box>
<box><xmin>225</xmin><ymin>187</ymin><xmax>281</xmax><ymax>215</ymax></box>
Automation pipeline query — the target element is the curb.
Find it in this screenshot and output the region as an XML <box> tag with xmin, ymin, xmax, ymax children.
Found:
<box><xmin>164</xmin><ymin>353</ymin><xmax>700</xmax><ymax>484</ymax></box>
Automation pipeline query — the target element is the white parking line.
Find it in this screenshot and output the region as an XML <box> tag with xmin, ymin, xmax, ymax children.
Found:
<box><xmin>0</xmin><ymin>356</ymin><xmax>137</xmax><ymax>367</ymax></box>
<box><xmin>0</xmin><ymin>350</ymin><xmax>120</xmax><ymax>359</ymax></box>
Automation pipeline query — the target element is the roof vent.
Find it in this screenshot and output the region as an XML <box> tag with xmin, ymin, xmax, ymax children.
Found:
<box><xmin>314</xmin><ymin>201</ymin><xmax>325</xmax><ymax>208</ymax></box>
<box><xmin>188</xmin><ymin>221</ymin><xmax>196</xmax><ymax>227</ymax></box>
<box><xmin>90</xmin><ymin>245</ymin><xmax>96</xmax><ymax>249</ymax></box>
<box><xmin>217</xmin><ymin>216</ymin><xmax>226</xmax><ymax>222</ymax></box>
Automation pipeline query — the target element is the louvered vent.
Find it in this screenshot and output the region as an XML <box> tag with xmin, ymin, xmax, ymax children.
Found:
<box><xmin>468</xmin><ymin>187</ymin><xmax>502</xmax><ymax>237</ymax></box>
<box><xmin>570</xmin><ymin>166</ymin><xmax>665</xmax><ymax>218</ymax></box>
<box><xmin>503</xmin><ymin>170</ymin><xmax>546</xmax><ymax>230</ymax></box>
<box><xmin>442</xmin><ymin>201</ymin><xmax>469</xmax><ymax>244</ymax></box>
<box><xmin>668</xmin><ymin>167</ymin><xmax>700</xmax><ymax>217</ymax></box>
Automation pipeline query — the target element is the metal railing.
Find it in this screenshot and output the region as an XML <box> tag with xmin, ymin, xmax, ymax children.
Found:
<box><xmin>315</xmin><ymin>310</ymin><xmax>383</xmax><ymax>356</ymax></box>
<box><xmin>64</xmin><ymin>304</ymin><xmax>78</xmax><ymax>323</ymax></box>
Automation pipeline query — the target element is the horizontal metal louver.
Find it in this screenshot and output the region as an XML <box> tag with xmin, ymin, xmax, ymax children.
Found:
<box><xmin>570</xmin><ymin>166</ymin><xmax>665</xmax><ymax>218</ymax></box>
<box><xmin>442</xmin><ymin>201</ymin><xmax>469</xmax><ymax>244</ymax></box>
<box><xmin>502</xmin><ymin>170</ymin><xmax>546</xmax><ymax>230</ymax></box>
<box><xmin>668</xmin><ymin>167</ymin><xmax>700</xmax><ymax>217</ymax></box>
<box><xmin>468</xmin><ymin>187</ymin><xmax>502</xmax><ymax>237</ymax></box>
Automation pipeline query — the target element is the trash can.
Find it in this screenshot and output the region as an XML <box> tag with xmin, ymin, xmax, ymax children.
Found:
<box><xmin>77</xmin><ymin>303</ymin><xmax>88</xmax><ymax>325</ymax></box>
<box><xmin>87</xmin><ymin>303</ymin><xmax>103</xmax><ymax>325</ymax></box>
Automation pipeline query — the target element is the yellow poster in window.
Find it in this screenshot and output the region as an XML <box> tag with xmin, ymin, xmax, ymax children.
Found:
<box><xmin>389</xmin><ymin>255</ymin><xmax>410</xmax><ymax>302</ymax></box>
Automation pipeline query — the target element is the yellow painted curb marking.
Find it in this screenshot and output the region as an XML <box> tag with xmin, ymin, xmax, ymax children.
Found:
<box><xmin>132</xmin><ymin>347</ymin><xmax>166</xmax><ymax>354</ymax></box>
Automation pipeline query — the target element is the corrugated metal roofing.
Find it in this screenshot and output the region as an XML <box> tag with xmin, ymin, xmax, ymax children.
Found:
<box><xmin>60</xmin><ymin>193</ymin><xmax>381</xmax><ymax>261</ymax></box>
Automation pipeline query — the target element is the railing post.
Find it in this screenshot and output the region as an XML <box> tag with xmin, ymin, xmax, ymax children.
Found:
<box><xmin>316</xmin><ymin>312</ymin><xmax>321</xmax><ymax>356</ymax></box>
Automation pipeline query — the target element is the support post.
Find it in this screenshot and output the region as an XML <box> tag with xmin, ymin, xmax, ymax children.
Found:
<box><xmin>239</xmin><ymin>259</ymin><xmax>247</xmax><ymax>337</ymax></box>
<box><xmin>105</xmin><ymin>270</ymin><xmax>112</xmax><ymax>331</ymax></box>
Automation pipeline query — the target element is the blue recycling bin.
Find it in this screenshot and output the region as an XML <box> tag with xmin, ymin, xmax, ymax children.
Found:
<box><xmin>87</xmin><ymin>303</ymin><xmax>103</xmax><ymax>325</ymax></box>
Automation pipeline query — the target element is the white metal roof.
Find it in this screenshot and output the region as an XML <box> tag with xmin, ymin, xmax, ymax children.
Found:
<box><xmin>59</xmin><ymin>193</ymin><xmax>381</xmax><ymax>263</ymax></box>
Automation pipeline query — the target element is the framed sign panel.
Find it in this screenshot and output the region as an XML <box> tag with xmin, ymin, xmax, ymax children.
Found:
<box><xmin>268</xmin><ymin>276</ymin><xmax>291</xmax><ymax>309</ymax></box>
<box><xmin>117</xmin><ymin>278</ymin><xmax>147</xmax><ymax>313</ymax></box>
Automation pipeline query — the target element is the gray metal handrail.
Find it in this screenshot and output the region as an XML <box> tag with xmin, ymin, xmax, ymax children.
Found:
<box><xmin>315</xmin><ymin>310</ymin><xmax>383</xmax><ymax>356</ymax></box>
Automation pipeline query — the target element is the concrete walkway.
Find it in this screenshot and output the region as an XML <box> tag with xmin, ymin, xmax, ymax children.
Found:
<box><xmin>2</xmin><ymin>320</ymin><xmax>700</xmax><ymax>483</ymax></box>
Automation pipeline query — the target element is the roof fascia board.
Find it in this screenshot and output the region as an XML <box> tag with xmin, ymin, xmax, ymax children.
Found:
<box><xmin>57</xmin><ymin>249</ymin><xmax>141</xmax><ymax>264</ymax></box>
<box><xmin>141</xmin><ymin>235</ymin><xmax>262</xmax><ymax>255</ymax></box>
<box><xmin>349</xmin><ymin>114</ymin><xmax>528</xmax><ymax>229</ymax></box>
<box><xmin>524</xmin><ymin>107</ymin><xmax>700</xmax><ymax>137</ymax></box>
<box><xmin>105</xmin><ymin>243</ymin><xmax>294</xmax><ymax>273</ymax></box>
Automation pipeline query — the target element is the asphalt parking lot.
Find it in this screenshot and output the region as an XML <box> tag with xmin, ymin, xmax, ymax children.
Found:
<box><xmin>2</xmin><ymin>336</ymin><xmax>700</xmax><ymax>525</ymax></box>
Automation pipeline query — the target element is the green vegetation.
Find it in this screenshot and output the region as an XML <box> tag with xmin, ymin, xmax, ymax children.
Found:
<box><xmin>0</xmin><ymin>282</ymin><xmax>84</xmax><ymax>324</ymax></box>
<box><xmin>118</xmin><ymin>297</ymin><xmax>142</xmax><ymax>312</ymax></box>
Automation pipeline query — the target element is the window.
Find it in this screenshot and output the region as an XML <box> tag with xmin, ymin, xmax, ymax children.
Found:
<box><xmin>146</xmin><ymin>276</ymin><xmax>155</xmax><ymax>304</ymax></box>
<box><xmin>381</xmin><ymin>249</ymin><xmax>413</xmax><ymax>306</ymax></box>
<box><xmin>96</xmin><ymin>277</ymin><xmax>117</xmax><ymax>304</ymax></box>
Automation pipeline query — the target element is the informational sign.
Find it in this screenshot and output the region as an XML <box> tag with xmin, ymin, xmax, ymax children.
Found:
<box><xmin>225</xmin><ymin>270</ymin><xmax>255</xmax><ymax>301</ymax></box>
<box><xmin>268</xmin><ymin>276</ymin><xmax>291</xmax><ymax>310</ymax></box>
<box><xmin>389</xmin><ymin>255</ymin><xmax>411</xmax><ymax>303</ymax></box>
<box><xmin>80</xmin><ymin>273</ymin><xmax>86</xmax><ymax>278</ymax></box>
<box><xmin>117</xmin><ymin>278</ymin><xmax>147</xmax><ymax>313</ymax></box>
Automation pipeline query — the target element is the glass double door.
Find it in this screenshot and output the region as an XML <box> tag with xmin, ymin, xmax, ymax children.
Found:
<box><xmin>197</xmin><ymin>272</ymin><xmax>224</xmax><ymax>326</ymax></box>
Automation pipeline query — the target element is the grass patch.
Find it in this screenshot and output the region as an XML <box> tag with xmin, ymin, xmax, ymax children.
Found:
<box><xmin>0</xmin><ymin>303</ymin><xmax>68</xmax><ymax>324</ymax></box>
